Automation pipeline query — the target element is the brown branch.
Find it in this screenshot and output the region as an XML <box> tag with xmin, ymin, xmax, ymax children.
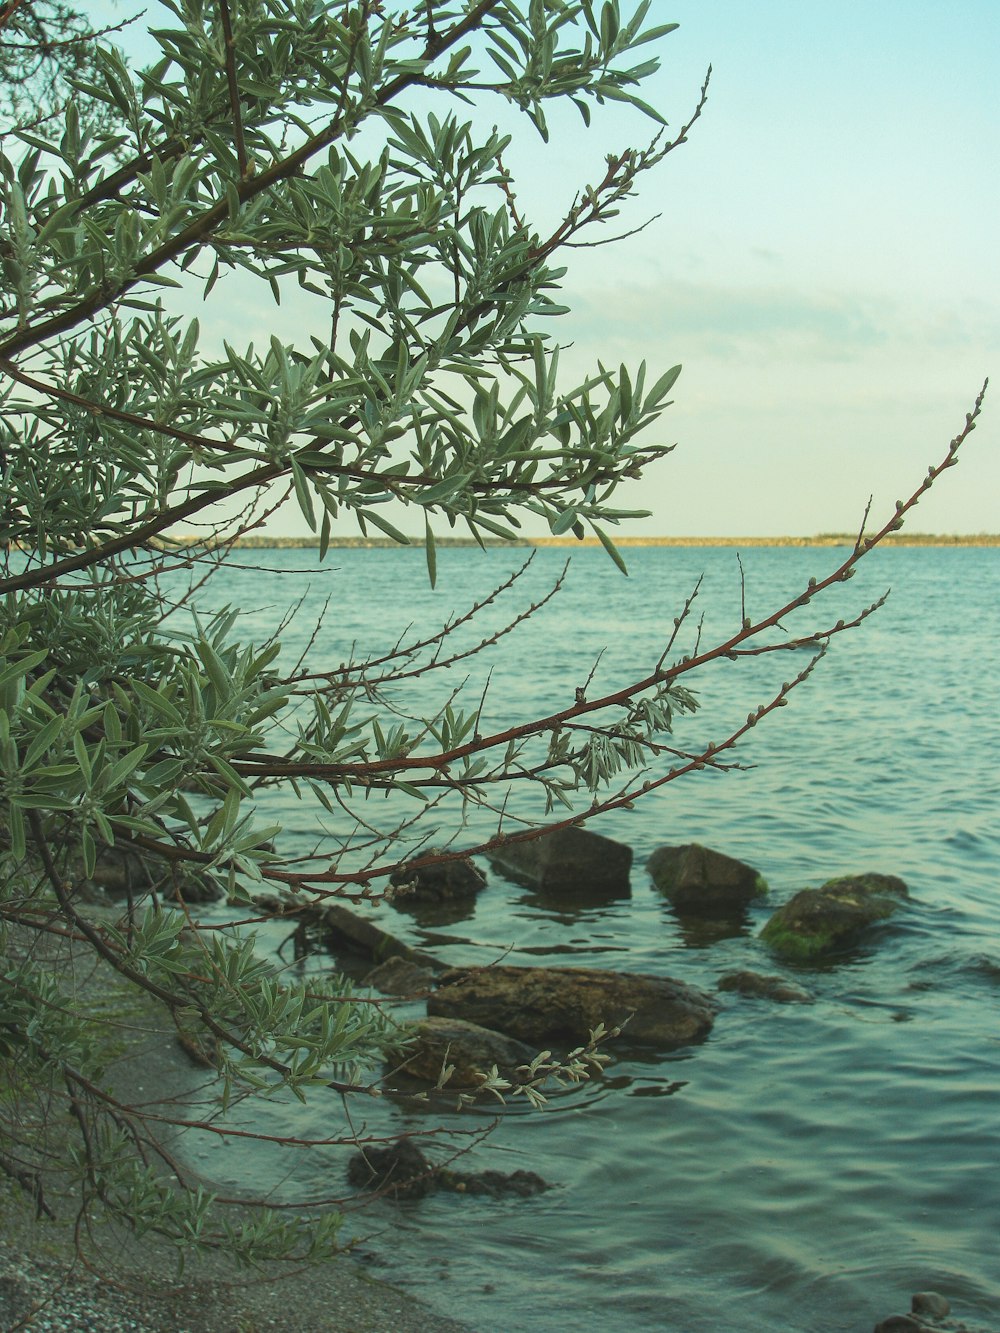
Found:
<box><xmin>0</xmin><ymin>11</ymin><xmax>136</xmax><ymax>51</ymax></box>
<box><xmin>36</xmin><ymin>383</ymin><xmax>981</xmax><ymax>900</ymax></box>
<box><xmin>527</xmin><ymin>65</ymin><xmax>711</xmax><ymax>265</ymax></box>
<box><xmin>84</xmin><ymin>378</ymin><xmax>981</xmax><ymax>895</ymax></box>
<box><xmin>0</xmin><ymin>395</ymin><xmax>645</xmax><ymax>593</ymax></box>
<box><xmin>494</xmin><ymin>148</ymin><xmax>523</xmax><ymax>230</ymax></box>
<box><xmin>287</xmin><ymin>554</ymin><xmax>567</xmax><ymax>692</ymax></box>
<box><xmin>0</xmin><ymin>357</ymin><xmax>249</xmax><ymax>457</ymax></box>
<box><xmin>563</xmin><ymin>211</ymin><xmax>662</xmax><ymax>249</ymax></box>
<box><xmin>0</xmin><ymin>0</ymin><xmax>505</xmax><ymax>366</ymax></box>
<box><xmin>212</xmin><ymin>384</ymin><xmax>988</xmax><ymax>794</ymax></box>
<box><xmin>235</xmin><ymin>654</ymin><xmax>827</xmax><ymax>893</ymax></box>
<box><xmin>0</xmin><ymin>1149</ymin><xmax>56</xmax><ymax>1219</ymax></box>
<box><xmin>218</xmin><ymin>0</ymin><xmax>249</xmax><ymax>179</ymax></box>
<box><xmin>0</xmin><ymin>0</ymin><xmax>29</xmax><ymax>34</ymax></box>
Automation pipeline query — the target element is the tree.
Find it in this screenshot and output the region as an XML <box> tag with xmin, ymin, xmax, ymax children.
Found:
<box><xmin>0</xmin><ymin>1</ymin><xmax>130</xmax><ymax>133</ymax></box>
<box><xmin>0</xmin><ymin>0</ymin><xmax>984</xmax><ymax>1265</ymax></box>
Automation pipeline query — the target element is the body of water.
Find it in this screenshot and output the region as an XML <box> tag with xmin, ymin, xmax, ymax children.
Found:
<box><xmin>187</xmin><ymin>543</ymin><xmax>999</xmax><ymax>1332</ymax></box>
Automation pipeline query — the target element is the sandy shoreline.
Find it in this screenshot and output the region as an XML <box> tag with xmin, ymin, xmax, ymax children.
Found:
<box><xmin>155</xmin><ymin>532</ymin><xmax>1000</xmax><ymax>551</ymax></box>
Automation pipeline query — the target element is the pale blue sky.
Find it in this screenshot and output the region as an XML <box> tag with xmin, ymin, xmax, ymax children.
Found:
<box><xmin>86</xmin><ymin>4</ymin><xmax>1000</xmax><ymax>533</ymax></box>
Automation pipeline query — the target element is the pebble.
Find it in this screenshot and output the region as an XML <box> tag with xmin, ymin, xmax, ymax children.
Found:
<box><xmin>0</xmin><ymin>1256</ymin><xmax>160</xmax><ymax>1332</ymax></box>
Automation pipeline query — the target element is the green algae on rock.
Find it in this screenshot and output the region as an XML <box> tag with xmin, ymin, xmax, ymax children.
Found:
<box><xmin>760</xmin><ymin>874</ymin><xmax>909</xmax><ymax>961</ymax></box>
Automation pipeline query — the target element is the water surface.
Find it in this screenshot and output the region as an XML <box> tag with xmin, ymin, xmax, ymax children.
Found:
<box><xmin>190</xmin><ymin>544</ymin><xmax>999</xmax><ymax>1332</ymax></box>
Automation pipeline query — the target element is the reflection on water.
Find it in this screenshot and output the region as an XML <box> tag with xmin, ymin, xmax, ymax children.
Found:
<box><xmin>189</xmin><ymin>547</ymin><xmax>999</xmax><ymax>1332</ymax></box>
<box><xmin>667</xmin><ymin>909</ymin><xmax>753</xmax><ymax>948</ymax></box>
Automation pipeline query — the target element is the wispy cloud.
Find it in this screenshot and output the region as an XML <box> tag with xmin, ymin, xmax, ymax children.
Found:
<box><xmin>562</xmin><ymin>278</ymin><xmax>998</xmax><ymax>368</ymax></box>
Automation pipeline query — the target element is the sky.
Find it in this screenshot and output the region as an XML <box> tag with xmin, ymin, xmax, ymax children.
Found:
<box><xmin>89</xmin><ymin>2</ymin><xmax>999</xmax><ymax>535</ymax></box>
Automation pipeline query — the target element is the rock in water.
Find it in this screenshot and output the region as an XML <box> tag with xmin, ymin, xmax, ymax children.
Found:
<box><xmin>428</xmin><ymin>965</ymin><xmax>715</xmax><ymax>1047</ymax></box>
<box><xmin>647</xmin><ymin>843</ymin><xmax>767</xmax><ymax>914</ymax></box>
<box><xmin>400</xmin><ymin>1017</ymin><xmax>536</xmax><ymax>1088</ymax></box>
<box><xmin>347</xmin><ymin>1140</ymin><xmax>551</xmax><ymax>1202</ymax></box>
<box><xmin>443</xmin><ymin>1168</ymin><xmax>550</xmax><ymax>1198</ymax></box>
<box><xmin>485</xmin><ymin>826</ymin><xmax>632</xmax><ymax>898</ymax></box>
<box><xmin>79</xmin><ymin>844</ymin><xmax>223</xmax><ymax>903</ymax></box>
<box><xmin>347</xmin><ymin>1138</ymin><xmax>435</xmax><ymax>1198</ymax></box>
<box><xmin>760</xmin><ymin>873</ymin><xmax>909</xmax><ymax>961</ymax></box>
<box><xmin>389</xmin><ymin>851</ymin><xmax>486</xmax><ymax>906</ymax></box>
<box><xmin>304</xmin><ymin>902</ymin><xmax>441</xmax><ymax>970</ymax></box>
<box><xmin>364</xmin><ymin>956</ymin><xmax>435</xmax><ymax>996</ymax></box>
<box><xmin>874</xmin><ymin>1289</ymin><xmax>990</xmax><ymax>1332</ymax></box>
<box><xmin>911</xmin><ymin>1292</ymin><xmax>950</xmax><ymax>1320</ymax></box>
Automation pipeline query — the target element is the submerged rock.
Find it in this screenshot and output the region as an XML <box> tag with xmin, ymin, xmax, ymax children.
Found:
<box><xmin>297</xmin><ymin>901</ymin><xmax>441</xmax><ymax>971</ymax></box>
<box><xmin>399</xmin><ymin>1016</ymin><xmax>535</xmax><ymax>1088</ymax></box>
<box><xmin>347</xmin><ymin>1139</ymin><xmax>435</xmax><ymax>1199</ymax></box>
<box><xmin>717</xmin><ymin>970</ymin><xmax>813</xmax><ymax>1004</ymax></box>
<box><xmin>347</xmin><ymin>1139</ymin><xmax>550</xmax><ymax>1201</ymax></box>
<box><xmin>761</xmin><ymin>873</ymin><xmax>909</xmax><ymax>961</ymax></box>
<box><xmin>911</xmin><ymin>1294</ymin><xmax>951</xmax><ymax>1321</ymax></box>
<box><xmin>364</xmin><ymin>955</ymin><xmax>435</xmax><ymax>997</ymax></box>
<box><xmin>428</xmin><ymin>964</ymin><xmax>715</xmax><ymax>1047</ymax></box>
<box><xmin>647</xmin><ymin>843</ymin><xmax>767</xmax><ymax>915</ymax></box>
<box><xmin>485</xmin><ymin>826</ymin><xmax>632</xmax><ymax>898</ymax></box>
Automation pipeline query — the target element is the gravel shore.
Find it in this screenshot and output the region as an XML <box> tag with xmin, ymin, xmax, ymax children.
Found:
<box><xmin>0</xmin><ymin>928</ymin><xmax>476</xmax><ymax>1333</ymax></box>
<box><xmin>0</xmin><ymin>1226</ymin><xmax>475</xmax><ymax>1332</ymax></box>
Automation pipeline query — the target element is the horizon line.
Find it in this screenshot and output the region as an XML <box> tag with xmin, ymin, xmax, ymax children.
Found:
<box><xmin>158</xmin><ymin>532</ymin><xmax>1000</xmax><ymax>550</ymax></box>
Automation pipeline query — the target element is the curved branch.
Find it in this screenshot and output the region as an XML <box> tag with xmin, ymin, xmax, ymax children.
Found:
<box><xmin>228</xmin><ymin>383</ymin><xmax>987</xmax><ymax>785</ymax></box>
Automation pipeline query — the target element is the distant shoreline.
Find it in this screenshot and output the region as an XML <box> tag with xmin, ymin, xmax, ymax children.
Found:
<box><xmin>156</xmin><ymin>532</ymin><xmax>1000</xmax><ymax>550</ymax></box>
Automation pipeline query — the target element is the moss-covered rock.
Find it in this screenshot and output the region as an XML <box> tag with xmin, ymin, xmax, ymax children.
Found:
<box><xmin>760</xmin><ymin>873</ymin><xmax>909</xmax><ymax>961</ymax></box>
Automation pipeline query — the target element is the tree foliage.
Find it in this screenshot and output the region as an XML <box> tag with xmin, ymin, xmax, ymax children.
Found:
<box><xmin>0</xmin><ymin>0</ymin><xmax>984</xmax><ymax>1262</ymax></box>
<box><xmin>0</xmin><ymin>1</ymin><xmax>130</xmax><ymax>133</ymax></box>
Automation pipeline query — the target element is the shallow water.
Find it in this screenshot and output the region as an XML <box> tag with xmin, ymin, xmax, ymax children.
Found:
<box><xmin>187</xmin><ymin>544</ymin><xmax>999</xmax><ymax>1332</ymax></box>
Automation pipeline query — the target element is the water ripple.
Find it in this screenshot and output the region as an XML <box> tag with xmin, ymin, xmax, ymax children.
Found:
<box><xmin>190</xmin><ymin>547</ymin><xmax>1000</xmax><ymax>1332</ymax></box>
